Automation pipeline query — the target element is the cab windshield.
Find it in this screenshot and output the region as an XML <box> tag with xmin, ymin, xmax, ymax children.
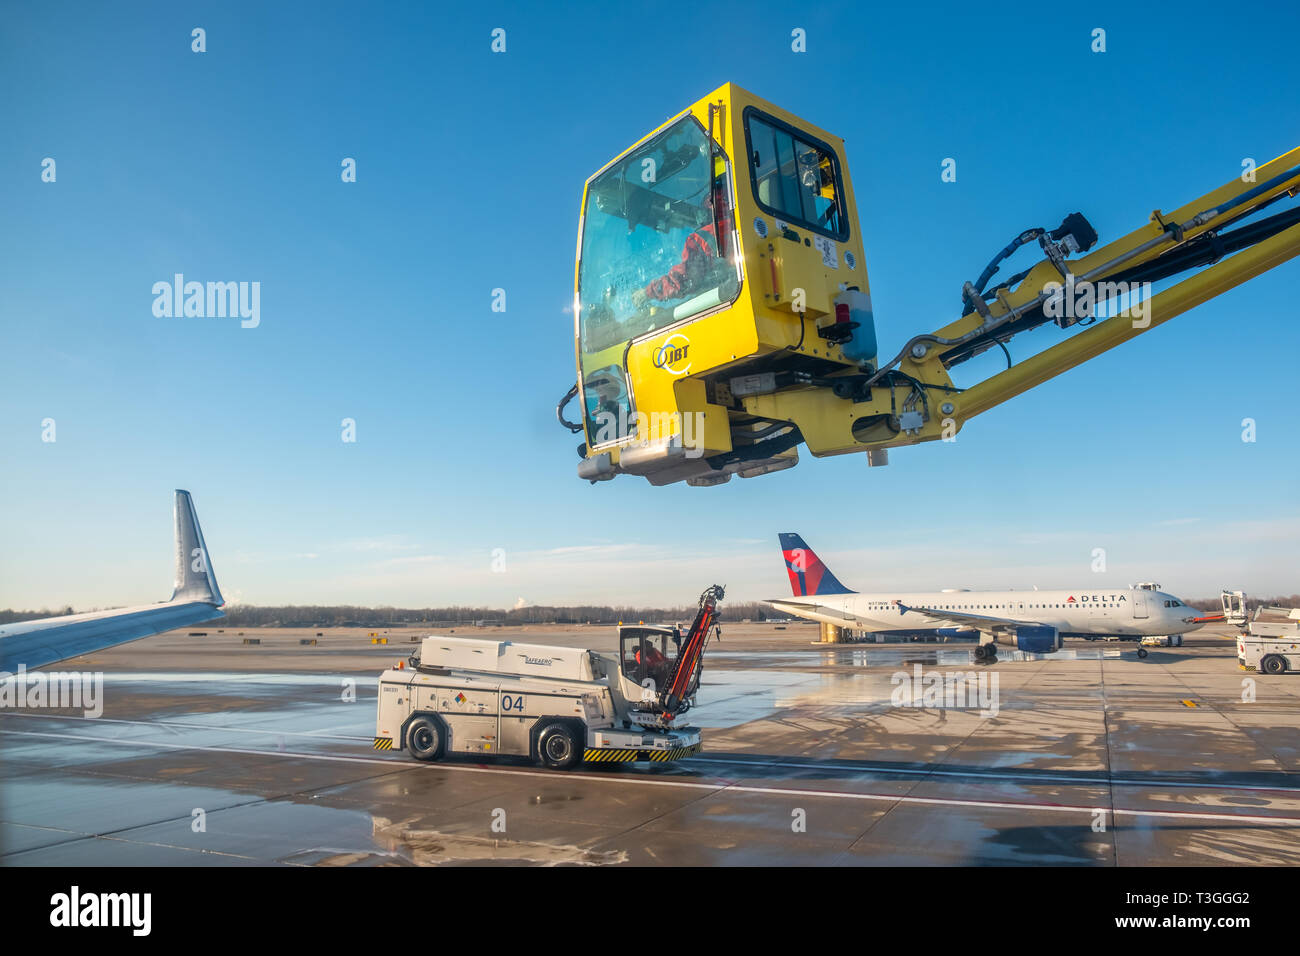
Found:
<box><xmin>619</xmin><ymin>627</ymin><xmax>680</xmax><ymax>688</ymax></box>
<box><xmin>576</xmin><ymin>116</ymin><xmax>740</xmax><ymax>444</ymax></box>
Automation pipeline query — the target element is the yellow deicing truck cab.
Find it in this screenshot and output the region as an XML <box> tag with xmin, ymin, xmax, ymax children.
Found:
<box><xmin>555</xmin><ymin>82</ymin><xmax>1300</xmax><ymax>487</ymax></box>
<box><xmin>563</xmin><ymin>82</ymin><xmax>879</xmax><ymax>487</ymax></box>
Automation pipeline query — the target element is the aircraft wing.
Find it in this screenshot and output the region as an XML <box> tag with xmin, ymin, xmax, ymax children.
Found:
<box><xmin>0</xmin><ymin>603</ymin><xmax>224</xmax><ymax>672</ymax></box>
<box><xmin>892</xmin><ymin>601</ymin><xmax>1036</xmax><ymax>634</ymax></box>
<box><xmin>0</xmin><ymin>490</ymin><xmax>225</xmax><ymax>672</ymax></box>
<box><xmin>764</xmin><ymin>599</ymin><xmax>896</xmax><ymax>631</ymax></box>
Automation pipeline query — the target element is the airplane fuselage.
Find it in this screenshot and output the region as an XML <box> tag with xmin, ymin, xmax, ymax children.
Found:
<box><xmin>768</xmin><ymin>587</ymin><xmax>1203</xmax><ymax>639</ymax></box>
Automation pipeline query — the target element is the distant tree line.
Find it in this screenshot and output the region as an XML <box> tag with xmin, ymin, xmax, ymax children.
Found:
<box><xmin>4</xmin><ymin>595</ymin><xmax>1295</xmax><ymax>628</ymax></box>
<box><xmin>0</xmin><ymin>606</ymin><xmax>77</xmax><ymax>625</ymax></box>
<box><xmin>0</xmin><ymin>601</ymin><xmax>784</xmax><ymax>628</ymax></box>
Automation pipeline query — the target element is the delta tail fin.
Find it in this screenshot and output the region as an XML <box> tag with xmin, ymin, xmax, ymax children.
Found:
<box><xmin>778</xmin><ymin>533</ymin><xmax>855</xmax><ymax>597</ymax></box>
<box><xmin>170</xmin><ymin>489</ymin><xmax>223</xmax><ymax>605</ymax></box>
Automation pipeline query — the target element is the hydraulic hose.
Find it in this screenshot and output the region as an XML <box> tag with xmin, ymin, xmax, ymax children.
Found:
<box><xmin>962</xmin><ymin>227</ymin><xmax>1045</xmax><ymax>312</ymax></box>
<box><xmin>556</xmin><ymin>383</ymin><xmax>583</xmax><ymax>433</ymax></box>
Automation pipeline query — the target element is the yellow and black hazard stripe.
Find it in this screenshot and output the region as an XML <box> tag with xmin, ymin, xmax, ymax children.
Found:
<box><xmin>373</xmin><ymin>737</ymin><xmax>394</xmax><ymax>750</ymax></box>
<box><xmin>584</xmin><ymin>748</ymin><xmax>639</xmax><ymax>763</ymax></box>
<box><xmin>647</xmin><ymin>743</ymin><xmax>702</xmax><ymax>762</ymax></box>
<box><xmin>584</xmin><ymin>743</ymin><xmax>702</xmax><ymax>763</ymax></box>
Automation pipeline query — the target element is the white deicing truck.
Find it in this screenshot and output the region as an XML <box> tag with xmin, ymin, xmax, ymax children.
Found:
<box><xmin>374</xmin><ymin>585</ymin><xmax>723</xmax><ymax>768</ymax></box>
<box><xmin>1223</xmin><ymin>590</ymin><xmax>1300</xmax><ymax>675</ymax></box>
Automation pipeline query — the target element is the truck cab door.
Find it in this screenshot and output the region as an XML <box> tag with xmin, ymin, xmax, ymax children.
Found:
<box><xmin>619</xmin><ymin>630</ymin><xmax>647</xmax><ymax>684</ymax></box>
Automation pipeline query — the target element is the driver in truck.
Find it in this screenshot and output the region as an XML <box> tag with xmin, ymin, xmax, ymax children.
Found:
<box><xmin>631</xmin><ymin>183</ymin><xmax>732</xmax><ymax>311</ymax></box>
<box><xmin>636</xmin><ymin>639</ymin><xmax>670</xmax><ymax>685</ymax></box>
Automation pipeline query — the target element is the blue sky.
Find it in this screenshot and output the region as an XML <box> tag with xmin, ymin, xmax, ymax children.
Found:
<box><xmin>2</xmin><ymin>0</ymin><xmax>1298</xmax><ymax>610</ymax></box>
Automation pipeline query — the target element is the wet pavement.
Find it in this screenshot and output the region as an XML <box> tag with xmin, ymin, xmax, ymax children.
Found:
<box><xmin>3</xmin><ymin>623</ymin><xmax>1300</xmax><ymax>866</ymax></box>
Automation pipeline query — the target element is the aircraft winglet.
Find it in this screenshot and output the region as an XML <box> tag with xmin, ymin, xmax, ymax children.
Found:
<box><xmin>170</xmin><ymin>489</ymin><xmax>223</xmax><ymax>606</ymax></box>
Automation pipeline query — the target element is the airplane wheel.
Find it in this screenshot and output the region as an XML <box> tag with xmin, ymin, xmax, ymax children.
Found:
<box><xmin>1175</xmin><ymin>635</ymin><xmax>1184</xmax><ymax>647</ymax></box>
<box><xmin>1262</xmin><ymin>655</ymin><xmax>1287</xmax><ymax>675</ymax></box>
<box><xmin>1137</xmin><ymin>648</ymin><xmax>1149</xmax><ymax>659</ymax></box>
<box><xmin>973</xmin><ymin>645</ymin><xmax>988</xmax><ymax>661</ymax></box>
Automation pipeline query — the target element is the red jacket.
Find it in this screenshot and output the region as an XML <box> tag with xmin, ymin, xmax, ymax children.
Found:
<box><xmin>636</xmin><ymin>646</ymin><xmax>667</xmax><ymax>667</ymax></box>
<box><xmin>644</xmin><ymin>218</ymin><xmax>730</xmax><ymax>301</ymax></box>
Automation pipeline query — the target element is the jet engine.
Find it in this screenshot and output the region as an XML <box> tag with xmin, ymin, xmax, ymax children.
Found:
<box><xmin>1013</xmin><ymin>625</ymin><xmax>1061</xmax><ymax>654</ymax></box>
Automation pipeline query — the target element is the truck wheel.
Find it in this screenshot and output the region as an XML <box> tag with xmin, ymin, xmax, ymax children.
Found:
<box><xmin>1262</xmin><ymin>655</ymin><xmax>1287</xmax><ymax>675</ymax></box>
<box><xmin>537</xmin><ymin>723</ymin><xmax>580</xmax><ymax>770</ymax></box>
<box><xmin>1137</xmin><ymin>647</ymin><xmax>1148</xmax><ymax>659</ymax></box>
<box><xmin>406</xmin><ymin>716</ymin><xmax>444</xmax><ymax>761</ymax></box>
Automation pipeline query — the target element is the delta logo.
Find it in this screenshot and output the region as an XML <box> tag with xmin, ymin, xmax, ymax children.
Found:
<box><xmin>783</xmin><ymin>548</ymin><xmax>819</xmax><ymax>596</ymax></box>
<box><xmin>1067</xmin><ymin>594</ymin><xmax>1128</xmax><ymax>604</ymax></box>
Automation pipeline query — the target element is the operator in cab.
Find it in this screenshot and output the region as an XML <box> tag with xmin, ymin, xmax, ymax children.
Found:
<box><xmin>630</xmin><ymin>178</ymin><xmax>733</xmax><ymax>312</ymax></box>
<box><xmin>635</xmin><ymin>639</ymin><xmax>670</xmax><ymax>685</ymax></box>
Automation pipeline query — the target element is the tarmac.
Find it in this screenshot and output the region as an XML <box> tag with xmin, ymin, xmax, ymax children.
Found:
<box><xmin>4</xmin><ymin>621</ymin><xmax>1299</xmax><ymax>866</ymax></box>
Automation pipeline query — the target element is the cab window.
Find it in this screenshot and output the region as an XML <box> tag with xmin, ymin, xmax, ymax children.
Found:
<box><xmin>576</xmin><ymin>115</ymin><xmax>741</xmax><ymax>447</ymax></box>
<box><xmin>744</xmin><ymin>108</ymin><xmax>847</xmax><ymax>241</ymax></box>
<box><xmin>619</xmin><ymin>627</ymin><xmax>678</xmax><ymax>685</ymax></box>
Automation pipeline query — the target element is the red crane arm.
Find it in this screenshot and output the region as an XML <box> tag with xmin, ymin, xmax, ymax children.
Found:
<box><xmin>661</xmin><ymin>584</ymin><xmax>724</xmax><ymax>716</ymax></box>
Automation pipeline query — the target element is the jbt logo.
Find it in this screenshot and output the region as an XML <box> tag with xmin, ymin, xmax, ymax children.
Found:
<box><xmin>652</xmin><ymin>334</ymin><xmax>691</xmax><ymax>375</ymax></box>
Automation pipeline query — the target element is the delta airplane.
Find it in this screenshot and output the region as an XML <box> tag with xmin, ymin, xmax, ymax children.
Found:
<box><xmin>767</xmin><ymin>533</ymin><xmax>1205</xmax><ymax>660</ymax></box>
<box><xmin>0</xmin><ymin>490</ymin><xmax>224</xmax><ymax>672</ymax></box>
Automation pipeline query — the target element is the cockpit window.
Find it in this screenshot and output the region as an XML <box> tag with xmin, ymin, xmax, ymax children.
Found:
<box><xmin>576</xmin><ymin>115</ymin><xmax>741</xmax><ymax>447</ymax></box>
<box><xmin>743</xmin><ymin>107</ymin><xmax>847</xmax><ymax>241</ymax></box>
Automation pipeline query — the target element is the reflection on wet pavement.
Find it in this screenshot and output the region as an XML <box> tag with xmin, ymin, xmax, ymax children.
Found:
<box><xmin>5</xmin><ymin>627</ymin><xmax>1300</xmax><ymax>867</ymax></box>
